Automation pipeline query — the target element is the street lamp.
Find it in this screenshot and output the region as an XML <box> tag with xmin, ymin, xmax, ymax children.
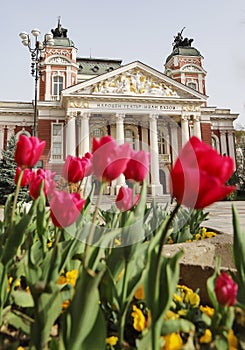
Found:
<box><xmin>19</xmin><ymin>29</ymin><xmax>54</xmax><ymax>137</ymax></box>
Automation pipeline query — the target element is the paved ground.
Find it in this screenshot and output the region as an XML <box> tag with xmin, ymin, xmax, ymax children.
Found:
<box><xmin>203</xmin><ymin>200</ymin><xmax>245</xmax><ymax>235</ymax></box>
<box><xmin>0</xmin><ymin>200</ymin><xmax>244</xmax><ymax>235</ymax></box>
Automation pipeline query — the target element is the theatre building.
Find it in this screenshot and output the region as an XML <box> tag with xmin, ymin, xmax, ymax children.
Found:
<box><xmin>0</xmin><ymin>21</ymin><xmax>238</xmax><ymax>195</ymax></box>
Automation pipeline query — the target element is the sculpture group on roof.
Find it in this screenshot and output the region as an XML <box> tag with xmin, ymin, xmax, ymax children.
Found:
<box><xmin>172</xmin><ymin>27</ymin><xmax>194</xmax><ymax>50</ymax></box>
<box><xmin>51</xmin><ymin>17</ymin><xmax>67</xmax><ymax>38</ymax></box>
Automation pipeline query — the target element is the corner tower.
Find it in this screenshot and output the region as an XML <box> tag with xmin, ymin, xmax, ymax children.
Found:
<box><xmin>164</xmin><ymin>28</ymin><xmax>207</xmax><ymax>95</ymax></box>
<box><xmin>39</xmin><ymin>18</ymin><xmax>78</xmax><ymax>101</ymax></box>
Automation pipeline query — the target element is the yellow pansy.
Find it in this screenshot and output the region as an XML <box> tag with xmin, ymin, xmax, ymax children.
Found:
<box><xmin>188</xmin><ymin>292</ymin><xmax>200</xmax><ymax>307</ymax></box>
<box><xmin>200</xmin><ymin>305</ymin><xmax>214</xmax><ymax>318</ymax></box>
<box><xmin>106</xmin><ymin>336</ymin><xmax>118</xmax><ymax>346</ymax></box>
<box><xmin>199</xmin><ymin>329</ymin><xmax>212</xmax><ymax>343</ymax></box>
<box><xmin>131</xmin><ymin>305</ymin><xmax>146</xmax><ymax>332</ymax></box>
<box><xmin>173</xmin><ymin>293</ymin><xmax>183</xmax><ymax>303</ymax></box>
<box><xmin>165</xmin><ymin>310</ymin><xmax>180</xmax><ymax>320</ymax></box>
<box><xmin>57</xmin><ymin>270</ymin><xmax>78</xmax><ymax>288</ymax></box>
<box><xmin>65</xmin><ymin>270</ymin><xmax>78</xmax><ymax>288</ymax></box>
<box><xmin>162</xmin><ymin>332</ymin><xmax>183</xmax><ymax>350</ymax></box>
<box><xmin>228</xmin><ymin>329</ymin><xmax>238</xmax><ymax>350</ymax></box>
<box><xmin>116</xmin><ymin>269</ymin><xmax>125</xmax><ymax>283</ymax></box>
<box><xmin>134</xmin><ymin>285</ymin><xmax>144</xmax><ymax>300</ymax></box>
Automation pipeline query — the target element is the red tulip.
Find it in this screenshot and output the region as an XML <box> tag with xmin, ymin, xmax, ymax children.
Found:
<box><xmin>115</xmin><ymin>187</ymin><xmax>140</xmax><ymax>211</ymax></box>
<box><xmin>92</xmin><ymin>136</ymin><xmax>131</xmax><ymax>182</ymax></box>
<box><xmin>215</xmin><ymin>272</ymin><xmax>238</xmax><ymax>306</ymax></box>
<box><xmin>14</xmin><ymin>167</ymin><xmax>32</xmax><ymax>187</ymax></box>
<box><xmin>50</xmin><ymin>190</ymin><xmax>85</xmax><ymax>228</ymax></box>
<box><xmin>124</xmin><ymin>149</ymin><xmax>150</xmax><ymax>182</ymax></box>
<box><xmin>170</xmin><ymin>137</ymin><xmax>236</xmax><ymax>209</ymax></box>
<box><xmin>62</xmin><ymin>155</ymin><xmax>86</xmax><ymax>183</ymax></box>
<box><xmin>29</xmin><ymin>169</ymin><xmax>56</xmax><ymax>199</ymax></box>
<box><xmin>15</xmin><ymin>135</ymin><xmax>46</xmax><ymax>168</ymax></box>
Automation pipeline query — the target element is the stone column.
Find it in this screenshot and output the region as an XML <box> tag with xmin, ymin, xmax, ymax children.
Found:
<box><xmin>220</xmin><ymin>131</ymin><xmax>228</xmax><ymax>156</ymax></box>
<box><xmin>0</xmin><ymin>126</ymin><xmax>4</xmax><ymax>158</ymax></box>
<box><xmin>7</xmin><ymin>126</ymin><xmax>15</xmax><ymax>142</ymax></box>
<box><xmin>193</xmin><ymin>115</ymin><xmax>202</xmax><ymax>139</ymax></box>
<box><xmin>79</xmin><ymin>112</ymin><xmax>90</xmax><ymax>156</ymax></box>
<box><xmin>227</xmin><ymin>131</ymin><xmax>236</xmax><ymax>168</ymax></box>
<box><xmin>66</xmin><ymin>111</ymin><xmax>76</xmax><ymax>156</ymax></box>
<box><xmin>115</xmin><ymin>113</ymin><xmax>126</xmax><ymax>193</ymax></box>
<box><xmin>170</xmin><ymin>124</ymin><xmax>179</xmax><ymax>164</ymax></box>
<box><xmin>181</xmin><ymin>114</ymin><xmax>189</xmax><ymax>146</ymax></box>
<box><xmin>116</xmin><ymin>113</ymin><xmax>125</xmax><ymax>144</ymax></box>
<box><xmin>149</xmin><ymin>114</ymin><xmax>162</xmax><ymax>195</ymax></box>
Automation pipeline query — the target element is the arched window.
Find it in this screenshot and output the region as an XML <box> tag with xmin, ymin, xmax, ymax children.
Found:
<box><xmin>125</xmin><ymin>129</ymin><xmax>135</xmax><ymax>150</ymax></box>
<box><xmin>212</xmin><ymin>135</ymin><xmax>220</xmax><ymax>153</ymax></box>
<box><xmin>52</xmin><ymin>75</ymin><xmax>64</xmax><ymax>97</ymax></box>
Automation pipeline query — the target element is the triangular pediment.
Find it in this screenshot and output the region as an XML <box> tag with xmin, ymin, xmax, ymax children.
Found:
<box><xmin>62</xmin><ymin>61</ymin><xmax>207</xmax><ymax>101</ymax></box>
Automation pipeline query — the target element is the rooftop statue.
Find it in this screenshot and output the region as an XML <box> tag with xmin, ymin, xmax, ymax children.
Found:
<box><xmin>172</xmin><ymin>27</ymin><xmax>194</xmax><ymax>50</ymax></box>
<box><xmin>51</xmin><ymin>17</ymin><xmax>68</xmax><ymax>38</ymax></box>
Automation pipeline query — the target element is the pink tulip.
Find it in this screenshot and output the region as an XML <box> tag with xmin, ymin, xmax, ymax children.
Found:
<box><xmin>62</xmin><ymin>155</ymin><xmax>86</xmax><ymax>183</ymax></box>
<box><xmin>92</xmin><ymin>136</ymin><xmax>131</xmax><ymax>182</ymax></box>
<box><xmin>215</xmin><ymin>272</ymin><xmax>238</xmax><ymax>306</ymax></box>
<box><xmin>15</xmin><ymin>135</ymin><xmax>45</xmax><ymax>168</ymax></box>
<box><xmin>29</xmin><ymin>169</ymin><xmax>56</xmax><ymax>199</ymax></box>
<box><xmin>82</xmin><ymin>152</ymin><xmax>93</xmax><ymax>177</ymax></box>
<box><xmin>50</xmin><ymin>190</ymin><xmax>85</xmax><ymax>228</ymax></box>
<box><xmin>115</xmin><ymin>187</ymin><xmax>140</xmax><ymax>211</ymax></box>
<box><xmin>170</xmin><ymin>136</ymin><xmax>236</xmax><ymax>209</ymax></box>
<box><xmin>124</xmin><ymin>149</ymin><xmax>150</xmax><ymax>182</ymax></box>
<box><xmin>14</xmin><ymin>167</ymin><xmax>32</xmax><ymax>187</ymax></box>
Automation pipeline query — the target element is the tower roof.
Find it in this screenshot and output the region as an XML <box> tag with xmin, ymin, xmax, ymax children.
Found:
<box><xmin>165</xmin><ymin>28</ymin><xmax>202</xmax><ymax>63</ymax></box>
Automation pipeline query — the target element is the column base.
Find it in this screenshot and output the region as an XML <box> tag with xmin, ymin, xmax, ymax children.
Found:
<box><xmin>147</xmin><ymin>184</ymin><xmax>163</xmax><ymax>196</ymax></box>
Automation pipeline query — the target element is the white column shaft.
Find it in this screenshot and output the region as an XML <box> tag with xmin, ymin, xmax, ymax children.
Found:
<box><xmin>193</xmin><ymin>115</ymin><xmax>202</xmax><ymax>139</ymax></box>
<box><xmin>80</xmin><ymin>113</ymin><xmax>90</xmax><ymax>156</ymax></box>
<box><xmin>181</xmin><ymin>115</ymin><xmax>189</xmax><ymax>146</ymax></box>
<box><xmin>220</xmin><ymin>131</ymin><xmax>228</xmax><ymax>156</ymax></box>
<box><xmin>149</xmin><ymin>114</ymin><xmax>160</xmax><ymax>186</ymax></box>
<box><xmin>66</xmin><ymin>113</ymin><xmax>76</xmax><ymax>156</ymax></box>
<box><xmin>228</xmin><ymin>132</ymin><xmax>236</xmax><ymax>169</ymax></box>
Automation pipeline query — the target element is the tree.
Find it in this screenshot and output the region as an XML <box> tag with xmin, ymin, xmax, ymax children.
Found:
<box><xmin>0</xmin><ymin>135</ymin><xmax>29</xmax><ymax>205</ymax></box>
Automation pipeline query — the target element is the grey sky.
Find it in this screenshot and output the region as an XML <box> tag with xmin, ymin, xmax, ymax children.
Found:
<box><xmin>1</xmin><ymin>0</ymin><xmax>245</xmax><ymax>125</ymax></box>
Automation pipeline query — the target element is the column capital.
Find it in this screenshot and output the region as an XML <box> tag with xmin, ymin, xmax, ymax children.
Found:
<box><xmin>149</xmin><ymin>113</ymin><xmax>158</xmax><ymax>121</ymax></box>
<box><xmin>181</xmin><ymin>114</ymin><xmax>189</xmax><ymax>121</ymax></box>
<box><xmin>220</xmin><ymin>130</ymin><xmax>227</xmax><ymax>135</ymax></box>
<box><xmin>78</xmin><ymin>112</ymin><xmax>91</xmax><ymax>120</ymax></box>
<box><xmin>66</xmin><ymin>111</ymin><xmax>77</xmax><ymax>122</ymax></box>
<box><xmin>193</xmin><ymin>114</ymin><xmax>201</xmax><ymax>122</ymax></box>
<box><xmin>115</xmin><ymin>113</ymin><xmax>125</xmax><ymax>121</ymax></box>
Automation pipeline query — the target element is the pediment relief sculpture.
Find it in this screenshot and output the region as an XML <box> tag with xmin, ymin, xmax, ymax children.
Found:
<box><xmin>91</xmin><ymin>69</ymin><xmax>179</xmax><ymax>97</ymax></box>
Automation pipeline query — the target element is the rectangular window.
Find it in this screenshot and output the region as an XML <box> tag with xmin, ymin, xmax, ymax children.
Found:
<box><xmin>51</xmin><ymin>123</ymin><xmax>63</xmax><ymax>161</ymax></box>
<box><xmin>53</xmin><ymin>76</ymin><xmax>64</xmax><ymax>96</ymax></box>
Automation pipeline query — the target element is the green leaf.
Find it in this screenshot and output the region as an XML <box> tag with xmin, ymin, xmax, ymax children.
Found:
<box><xmin>12</xmin><ymin>290</ymin><xmax>34</xmax><ymax>308</ymax></box>
<box><xmin>61</xmin><ymin>267</ymin><xmax>105</xmax><ymax>350</ymax></box>
<box><xmin>4</xmin><ymin>309</ymin><xmax>31</xmax><ymax>334</ymax></box>
<box><xmin>206</xmin><ymin>264</ymin><xmax>219</xmax><ymax>311</ymax></box>
<box><xmin>161</xmin><ymin>319</ymin><xmax>195</xmax><ymax>335</ymax></box>
<box><xmin>80</xmin><ymin>308</ymin><xmax>106</xmax><ymax>350</ymax></box>
<box><xmin>30</xmin><ymin>281</ymin><xmax>63</xmax><ymax>349</ymax></box>
<box><xmin>232</xmin><ymin>205</ymin><xmax>245</xmax><ymax>306</ymax></box>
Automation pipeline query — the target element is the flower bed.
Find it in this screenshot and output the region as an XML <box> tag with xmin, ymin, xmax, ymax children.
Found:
<box><xmin>0</xmin><ymin>134</ymin><xmax>244</xmax><ymax>349</ymax></box>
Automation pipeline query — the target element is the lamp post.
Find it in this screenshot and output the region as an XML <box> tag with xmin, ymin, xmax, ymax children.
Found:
<box><xmin>19</xmin><ymin>29</ymin><xmax>54</xmax><ymax>137</ymax></box>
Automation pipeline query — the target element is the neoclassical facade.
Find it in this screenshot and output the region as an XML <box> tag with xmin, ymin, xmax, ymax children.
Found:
<box><xmin>0</xmin><ymin>22</ymin><xmax>238</xmax><ymax>195</ymax></box>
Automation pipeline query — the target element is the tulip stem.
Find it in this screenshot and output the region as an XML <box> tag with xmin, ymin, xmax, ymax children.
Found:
<box><xmin>84</xmin><ymin>181</ymin><xmax>106</xmax><ymax>269</ymax></box>
<box><xmin>10</xmin><ymin>169</ymin><xmax>24</xmax><ymax>227</ymax></box>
